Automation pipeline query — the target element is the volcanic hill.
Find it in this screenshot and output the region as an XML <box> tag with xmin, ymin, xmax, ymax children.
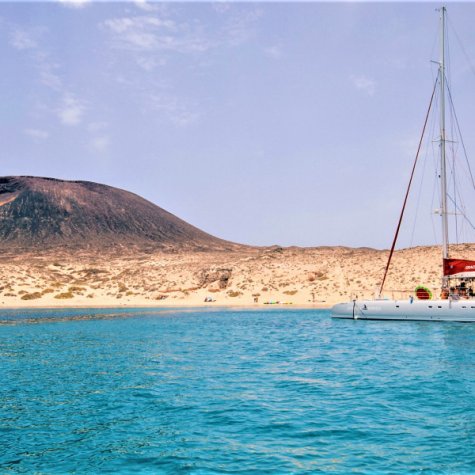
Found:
<box><xmin>0</xmin><ymin>176</ymin><xmax>240</xmax><ymax>252</ymax></box>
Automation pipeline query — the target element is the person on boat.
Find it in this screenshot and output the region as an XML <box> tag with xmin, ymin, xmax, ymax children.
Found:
<box><xmin>450</xmin><ymin>287</ymin><xmax>460</xmax><ymax>300</ymax></box>
<box><xmin>457</xmin><ymin>281</ymin><xmax>465</xmax><ymax>297</ymax></box>
<box><xmin>441</xmin><ymin>288</ymin><xmax>449</xmax><ymax>299</ymax></box>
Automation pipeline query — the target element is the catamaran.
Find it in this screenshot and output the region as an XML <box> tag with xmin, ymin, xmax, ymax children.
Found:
<box><xmin>332</xmin><ymin>7</ymin><xmax>475</xmax><ymax>322</ymax></box>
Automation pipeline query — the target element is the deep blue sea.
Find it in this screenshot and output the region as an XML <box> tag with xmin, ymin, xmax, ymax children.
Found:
<box><xmin>2</xmin><ymin>308</ymin><xmax>475</xmax><ymax>474</ymax></box>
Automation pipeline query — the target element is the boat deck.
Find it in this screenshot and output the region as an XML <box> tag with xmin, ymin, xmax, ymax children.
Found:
<box><xmin>331</xmin><ymin>299</ymin><xmax>475</xmax><ymax>322</ymax></box>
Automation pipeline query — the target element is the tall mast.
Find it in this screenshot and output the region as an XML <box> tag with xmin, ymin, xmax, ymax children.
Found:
<box><xmin>439</xmin><ymin>5</ymin><xmax>449</xmax><ymax>285</ymax></box>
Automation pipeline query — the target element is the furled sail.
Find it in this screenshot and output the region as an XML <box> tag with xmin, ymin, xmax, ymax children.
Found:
<box><xmin>443</xmin><ymin>259</ymin><xmax>475</xmax><ymax>278</ymax></box>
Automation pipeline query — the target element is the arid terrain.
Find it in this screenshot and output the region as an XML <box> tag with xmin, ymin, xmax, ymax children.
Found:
<box><xmin>1</xmin><ymin>176</ymin><xmax>473</xmax><ymax>309</ymax></box>
<box><xmin>2</xmin><ymin>243</ymin><xmax>474</xmax><ymax>308</ymax></box>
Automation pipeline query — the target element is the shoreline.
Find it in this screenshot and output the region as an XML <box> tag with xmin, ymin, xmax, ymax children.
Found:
<box><xmin>2</xmin><ymin>244</ymin><xmax>465</xmax><ymax>314</ymax></box>
<box><xmin>0</xmin><ymin>302</ymin><xmax>333</xmax><ymax>311</ymax></box>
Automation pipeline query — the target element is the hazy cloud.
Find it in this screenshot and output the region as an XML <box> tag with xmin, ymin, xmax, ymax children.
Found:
<box><xmin>58</xmin><ymin>94</ymin><xmax>86</xmax><ymax>126</ymax></box>
<box><xmin>212</xmin><ymin>2</ymin><xmax>232</xmax><ymax>14</ymax></box>
<box><xmin>24</xmin><ymin>128</ymin><xmax>50</xmax><ymax>140</ymax></box>
<box><xmin>103</xmin><ymin>16</ymin><xmax>174</xmax><ymax>51</ymax></box>
<box><xmin>350</xmin><ymin>74</ymin><xmax>377</xmax><ymax>96</ymax></box>
<box><xmin>100</xmin><ymin>5</ymin><xmax>265</xmax><ymax>129</ymax></box>
<box><xmin>263</xmin><ymin>45</ymin><xmax>282</xmax><ymax>60</ymax></box>
<box><xmin>104</xmin><ymin>16</ymin><xmax>175</xmax><ymax>35</ymax></box>
<box><xmin>87</xmin><ymin>121</ymin><xmax>108</xmax><ymax>133</ymax></box>
<box><xmin>133</xmin><ymin>0</ymin><xmax>161</xmax><ymax>12</ymax></box>
<box><xmin>102</xmin><ymin>15</ymin><xmax>210</xmax><ymax>54</ymax></box>
<box><xmin>136</xmin><ymin>56</ymin><xmax>166</xmax><ymax>71</ymax></box>
<box><xmin>9</xmin><ymin>29</ymin><xmax>37</xmax><ymax>50</ymax></box>
<box><xmin>8</xmin><ymin>26</ymin><xmax>64</xmax><ymax>92</ymax></box>
<box><xmin>150</xmin><ymin>93</ymin><xmax>199</xmax><ymax>128</ymax></box>
<box><xmin>58</xmin><ymin>0</ymin><xmax>91</xmax><ymax>9</ymax></box>
<box><xmin>90</xmin><ymin>135</ymin><xmax>110</xmax><ymax>153</ymax></box>
<box><xmin>35</xmin><ymin>52</ymin><xmax>63</xmax><ymax>90</ymax></box>
<box><xmin>223</xmin><ymin>7</ymin><xmax>263</xmax><ymax>46</ymax></box>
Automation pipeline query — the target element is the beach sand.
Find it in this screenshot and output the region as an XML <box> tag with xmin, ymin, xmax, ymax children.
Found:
<box><xmin>2</xmin><ymin>243</ymin><xmax>474</xmax><ymax>309</ymax></box>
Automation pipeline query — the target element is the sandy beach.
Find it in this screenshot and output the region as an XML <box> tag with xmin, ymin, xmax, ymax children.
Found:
<box><xmin>2</xmin><ymin>243</ymin><xmax>474</xmax><ymax>309</ymax></box>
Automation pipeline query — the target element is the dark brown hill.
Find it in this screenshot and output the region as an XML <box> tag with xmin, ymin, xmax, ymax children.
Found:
<box><xmin>0</xmin><ymin>176</ymin><xmax>241</xmax><ymax>252</ymax></box>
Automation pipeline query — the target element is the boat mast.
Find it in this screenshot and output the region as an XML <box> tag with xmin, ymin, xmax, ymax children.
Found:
<box><xmin>439</xmin><ymin>6</ymin><xmax>449</xmax><ymax>286</ymax></box>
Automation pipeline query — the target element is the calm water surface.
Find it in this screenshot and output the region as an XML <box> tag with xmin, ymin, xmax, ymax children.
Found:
<box><xmin>2</xmin><ymin>307</ymin><xmax>475</xmax><ymax>474</ymax></box>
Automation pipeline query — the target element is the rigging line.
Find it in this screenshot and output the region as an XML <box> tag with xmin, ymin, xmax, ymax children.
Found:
<box><xmin>442</xmin><ymin>80</ymin><xmax>475</xmax><ymax>244</ymax></box>
<box><xmin>454</xmin><ymin>187</ymin><xmax>469</xmax><ymax>241</ymax></box>
<box><xmin>409</xmin><ymin>96</ymin><xmax>437</xmax><ymax>248</ymax></box>
<box><xmin>429</xmin><ymin>91</ymin><xmax>441</xmax><ymax>246</ymax></box>
<box><xmin>445</xmin><ymin>33</ymin><xmax>460</xmax><ymax>244</ymax></box>
<box><xmin>447</xmin><ymin>15</ymin><xmax>475</xmax><ymax>82</ymax></box>
<box><xmin>409</xmin><ymin>135</ymin><xmax>429</xmax><ymax>248</ymax></box>
<box><xmin>379</xmin><ymin>78</ymin><xmax>438</xmax><ymax>297</ymax></box>
<box><xmin>429</xmin><ymin>108</ymin><xmax>440</xmax><ymax>246</ymax></box>
<box><xmin>430</xmin><ymin>179</ymin><xmax>439</xmax><ymax>244</ymax></box>
<box><xmin>447</xmin><ymin>137</ymin><xmax>459</xmax><ymax>243</ymax></box>
<box><xmin>446</xmin><ymin>15</ymin><xmax>452</xmax><ymax>93</ymax></box>
<box><xmin>446</xmin><ymin>193</ymin><xmax>475</xmax><ymax>231</ymax></box>
<box><xmin>453</xmin><ymin>173</ymin><xmax>469</xmax><ymax>224</ymax></box>
<box><xmin>448</xmin><ymin>136</ymin><xmax>475</xmax><ymax>241</ymax></box>
<box><xmin>429</xmin><ymin>16</ymin><xmax>440</xmax><ymax>79</ymax></box>
<box><xmin>447</xmin><ymin>138</ymin><xmax>470</xmax><ymax>243</ymax></box>
<box><xmin>445</xmin><ymin>80</ymin><xmax>475</xmax><ymax>190</ymax></box>
<box><xmin>455</xmin><ymin>186</ymin><xmax>460</xmax><ymax>243</ymax></box>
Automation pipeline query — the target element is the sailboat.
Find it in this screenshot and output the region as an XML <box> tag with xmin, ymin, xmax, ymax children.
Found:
<box><xmin>332</xmin><ymin>6</ymin><xmax>475</xmax><ymax>322</ymax></box>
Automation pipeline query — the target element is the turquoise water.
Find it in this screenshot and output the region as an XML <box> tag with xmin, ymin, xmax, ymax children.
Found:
<box><xmin>2</xmin><ymin>308</ymin><xmax>475</xmax><ymax>474</ymax></box>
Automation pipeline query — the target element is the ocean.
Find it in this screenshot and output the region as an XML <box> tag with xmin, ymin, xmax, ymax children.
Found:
<box><xmin>2</xmin><ymin>307</ymin><xmax>475</xmax><ymax>474</ymax></box>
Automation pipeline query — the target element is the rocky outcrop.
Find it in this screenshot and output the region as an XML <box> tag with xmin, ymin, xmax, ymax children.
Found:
<box><xmin>197</xmin><ymin>268</ymin><xmax>233</xmax><ymax>289</ymax></box>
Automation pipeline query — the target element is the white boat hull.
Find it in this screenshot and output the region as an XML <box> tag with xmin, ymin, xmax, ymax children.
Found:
<box><xmin>331</xmin><ymin>299</ymin><xmax>475</xmax><ymax>322</ymax></box>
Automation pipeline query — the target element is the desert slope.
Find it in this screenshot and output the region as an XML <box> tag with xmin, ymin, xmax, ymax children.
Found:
<box><xmin>1</xmin><ymin>244</ymin><xmax>473</xmax><ymax>308</ymax></box>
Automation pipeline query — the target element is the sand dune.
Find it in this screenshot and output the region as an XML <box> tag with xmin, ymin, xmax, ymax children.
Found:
<box><xmin>2</xmin><ymin>243</ymin><xmax>473</xmax><ymax>308</ymax></box>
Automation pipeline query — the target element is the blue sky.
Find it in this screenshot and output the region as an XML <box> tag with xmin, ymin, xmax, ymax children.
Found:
<box><xmin>2</xmin><ymin>1</ymin><xmax>475</xmax><ymax>249</ymax></box>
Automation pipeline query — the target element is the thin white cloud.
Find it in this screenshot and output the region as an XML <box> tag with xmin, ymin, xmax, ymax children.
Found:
<box><xmin>104</xmin><ymin>16</ymin><xmax>175</xmax><ymax>35</ymax></box>
<box><xmin>133</xmin><ymin>0</ymin><xmax>160</xmax><ymax>12</ymax></box>
<box><xmin>114</xmin><ymin>17</ymin><xmax>167</xmax><ymax>33</ymax></box>
<box><xmin>90</xmin><ymin>136</ymin><xmax>110</xmax><ymax>153</ymax></box>
<box><xmin>103</xmin><ymin>16</ymin><xmax>174</xmax><ymax>51</ymax></box>
<box><xmin>58</xmin><ymin>0</ymin><xmax>91</xmax><ymax>9</ymax></box>
<box><xmin>39</xmin><ymin>67</ymin><xmax>62</xmax><ymax>90</ymax></box>
<box><xmin>350</xmin><ymin>74</ymin><xmax>377</xmax><ymax>96</ymax></box>
<box><xmin>171</xmin><ymin>110</ymin><xmax>199</xmax><ymax>128</ymax></box>
<box><xmin>87</xmin><ymin>122</ymin><xmax>110</xmax><ymax>152</ymax></box>
<box><xmin>9</xmin><ymin>26</ymin><xmax>63</xmax><ymax>92</ymax></box>
<box><xmin>150</xmin><ymin>93</ymin><xmax>199</xmax><ymax>128</ymax></box>
<box><xmin>87</xmin><ymin>121</ymin><xmax>108</xmax><ymax>133</ymax></box>
<box><xmin>57</xmin><ymin>94</ymin><xmax>86</xmax><ymax>126</ymax></box>
<box><xmin>136</xmin><ymin>56</ymin><xmax>166</xmax><ymax>71</ymax></box>
<box><xmin>102</xmin><ymin>15</ymin><xmax>210</xmax><ymax>54</ymax></box>
<box><xmin>34</xmin><ymin>52</ymin><xmax>63</xmax><ymax>90</ymax></box>
<box><xmin>263</xmin><ymin>45</ymin><xmax>282</xmax><ymax>60</ymax></box>
<box><xmin>223</xmin><ymin>7</ymin><xmax>263</xmax><ymax>46</ymax></box>
<box><xmin>101</xmin><ymin>6</ymin><xmax>264</xmax><ymax>128</ymax></box>
<box><xmin>9</xmin><ymin>29</ymin><xmax>37</xmax><ymax>50</ymax></box>
<box><xmin>212</xmin><ymin>2</ymin><xmax>232</xmax><ymax>14</ymax></box>
<box><xmin>126</xmin><ymin>31</ymin><xmax>157</xmax><ymax>50</ymax></box>
<box><xmin>24</xmin><ymin>128</ymin><xmax>50</xmax><ymax>140</ymax></box>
